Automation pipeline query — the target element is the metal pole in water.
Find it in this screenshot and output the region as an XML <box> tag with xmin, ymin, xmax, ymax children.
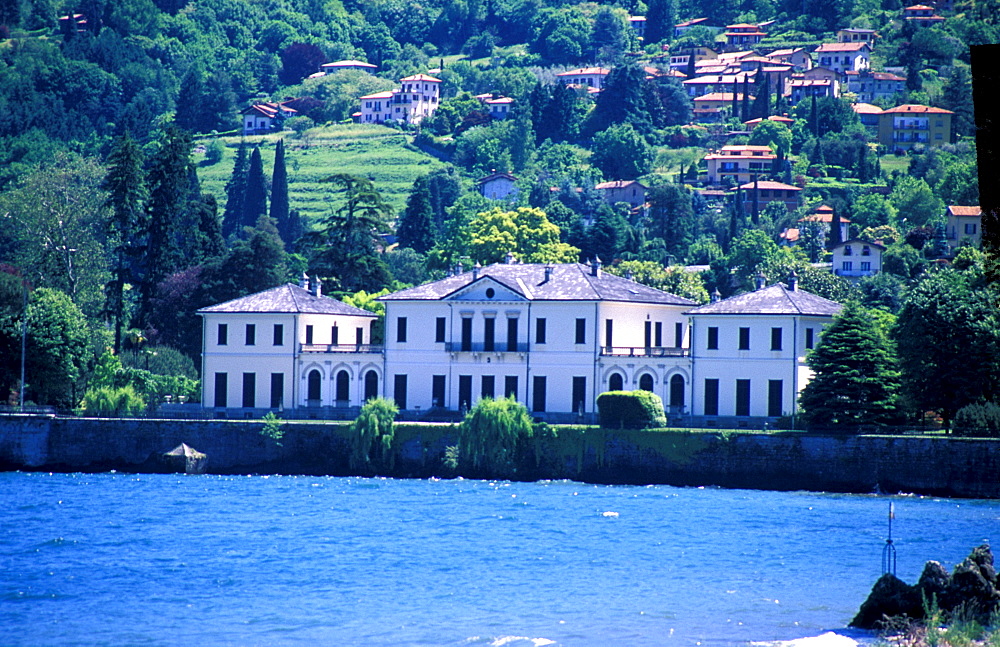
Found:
<box><xmin>881</xmin><ymin>501</ymin><xmax>896</xmax><ymax>576</ymax></box>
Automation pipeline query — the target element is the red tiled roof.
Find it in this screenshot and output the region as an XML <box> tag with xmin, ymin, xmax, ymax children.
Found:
<box><xmin>947</xmin><ymin>206</ymin><xmax>982</xmax><ymax>217</ymax></box>
<box><xmin>815</xmin><ymin>42</ymin><xmax>870</xmax><ymax>52</ymax></box>
<box><xmin>737</xmin><ymin>181</ymin><xmax>802</xmax><ymax>191</ymax></box>
<box><xmin>881</xmin><ymin>104</ymin><xmax>954</xmax><ymax>115</ymax></box>
<box><xmin>400</xmin><ymin>74</ymin><xmax>441</xmax><ymax>82</ymax></box>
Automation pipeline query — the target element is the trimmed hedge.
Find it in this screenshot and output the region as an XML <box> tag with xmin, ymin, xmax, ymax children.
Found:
<box><xmin>596</xmin><ymin>391</ymin><xmax>667</xmax><ymax>429</ymax></box>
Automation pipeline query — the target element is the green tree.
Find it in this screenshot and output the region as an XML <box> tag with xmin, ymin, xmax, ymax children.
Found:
<box><xmin>647</xmin><ymin>183</ymin><xmax>694</xmax><ymax>260</ymax></box>
<box><xmin>591</xmin><ymin>123</ymin><xmax>652</xmax><ymax>181</ymax></box>
<box><xmin>102</xmin><ymin>133</ymin><xmax>148</xmax><ymax>354</ymax></box>
<box><xmin>644</xmin><ymin>0</ymin><xmax>676</xmax><ymax>44</ymax></box>
<box><xmin>222</xmin><ymin>140</ymin><xmax>249</xmax><ymax>239</ymax></box>
<box><xmin>463</xmin><ymin>207</ymin><xmax>580</xmax><ymax>265</ymax></box>
<box><xmin>889</xmin><ymin>176</ymin><xmax>943</xmax><ymax>229</ymax></box>
<box><xmin>270</xmin><ymin>139</ymin><xmax>297</xmax><ymax>249</ymax></box>
<box><xmin>24</xmin><ymin>287</ymin><xmax>89</xmax><ymax>408</ymax></box>
<box><xmin>457</xmin><ymin>396</ymin><xmax>534</xmax><ymax>478</ymax></box>
<box><xmin>303</xmin><ymin>174</ymin><xmax>393</xmax><ymax>293</ymax></box>
<box><xmin>799</xmin><ymin>302</ymin><xmax>900</xmax><ymax>431</ymax></box>
<box><xmin>350</xmin><ymin>397</ymin><xmax>398</xmax><ymax>472</ymax></box>
<box><xmin>591</xmin><ymin>64</ymin><xmax>654</xmax><ymax>135</ymax></box>
<box><xmin>748</xmin><ymin>120</ymin><xmax>792</xmax><ymax>157</ymax></box>
<box><xmin>894</xmin><ymin>264</ymin><xmax>1000</xmax><ymax>425</ymax></box>
<box><xmin>396</xmin><ymin>175</ymin><xmax>436</xmax><ymax>254</ymax></box>
<box><xmin>938</xmin><ymin>64</ymin><xmax>974</xmax><ymax>138</ymax></box>
<box><xmin>241</xmin><ymin>146</ymin><xmax>269</xmax><ymax>236</ymax></box>
<box><xmin>591</xmin><ymin>7</ymin><xmax>636</xmax><ymax>65</ymax></box>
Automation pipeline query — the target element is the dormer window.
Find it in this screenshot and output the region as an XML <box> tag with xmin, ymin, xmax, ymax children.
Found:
<box><xmin>844</xmin><ymin>246</ymin><xmax>853</xmax><ymax>256</ymax></box>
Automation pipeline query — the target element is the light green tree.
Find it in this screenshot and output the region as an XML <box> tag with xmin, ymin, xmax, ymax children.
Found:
<box><xmin>889</xmin><ymin>176</ymin><xmax>943</xmax><ymax>229</ymax></box>
<box><xmin>463</xmin><ymin>207</ymin><xmax>580</xmax><ymax>265</ymax></box>
<box><xmin>25</xmin><ymin>288</ymin><xmax>89</xmax><ymax>407</ymax></box>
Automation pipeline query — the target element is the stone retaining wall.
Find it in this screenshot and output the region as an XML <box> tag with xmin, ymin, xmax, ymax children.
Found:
<box><xmin>1</xmin><ymin>415</ymin><xmax>997</xmax><ymax>498</ymax></box>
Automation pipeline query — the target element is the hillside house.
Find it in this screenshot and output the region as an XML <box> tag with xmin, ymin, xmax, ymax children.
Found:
<box><xmin>320</xmin><ymin>60</ymin><xmax>377</xmax><ymax>74</ymax></box>
<box><xmin>674</xmin><ymin>18</ymin><xmax>723</xmax><ymax>39</ymax></box>
<box><xmin>878</xmin><ymin>104</ymin><xmax>953</xmax><ymax>151</ymax></box>
<box><xmin>693</xmin><ymin>92</ymin><xmax>748</xmax><ymax>120</ymax></box>
<box><xmin>836</xmin><ymin>28</ymin><xmax>878</xmax><ymax>45</ymax></box>
<box><xmin>844</xmin><ymin>70</ymin><xmax>905</xmax><ymax>102</ymax></box>
<box><xmin>595</xmin><ymin>180</ymin><xmax>647</xmax><ymax>209</ymax></box>
<box><xmin>477</xmin><ymin>171</ymin><xmax>519</xmax><ymax>201</ymax></box>
<box><xmin>556</xmin><ymin>67</ymin><xmax>611</xmax><ymax>91</ymax></box>
<box><xmin>831</xmin><ymin>239</ymin><xmax>885</xmax><ymax>278</ymax></box>
<box><xmin>735</xmin><ymin>181</ymin><xmax>803</xmax><ymax>213</ymax></box>
<box><xmin>799</xmin><ymin>206</ymin><xmax>851</xmax><ymax>245</ymax></box>
<box><xmin>903</xmin><ymin>4</ymin><xmax>945</xmax><ymax>25</ymax></box>
<box><xmin>945</xmin><ymin>205</ymin><xmax>982</xmax><ymax>251</ymax></box>
<box><xmin>703</xmin><ymin>145</ymin><xmax>777</xmax><ymax>185</ymax></box>
<box><xmin>724</xmin><ymin>23</ymin><xmax>766</xmax><ymax>49</ymax></box>
<box><xmin>199</xmin><ymin>278</ymin><xmax>381</xmax><ymax>416</ymax></box>
<box><xmin>766</xmin><ymin>48</ymin><xmax>813</xmax><ymax>71</ymax></box>
<box><xmin>629</xmin><ymin>15</ymin><xmax>646</xmax><ymax>40</ymax></box>
<box><xmin>241</xmin><ymin>102</ymin><xmax>298</xmax><ymax>135</ymax></box>
<box><xmin>852</xmin><ymin>102</ymin><xmax>883</xmax><ymax>133</ymax></box>
<box><xmin>357</xmin><ymin>74</ymin><xmax>441</xmax><ymax>125</ymax></box>
<box><xmin>475</xmin><ymin>94</ymin><xmax>516</xmax><ymax>119</ymax></box>
<box><xmin>788</xmin><ymin>78</ymin><xmax>839</xmax><ymax>104</ymax></box>
<box><xmin>813</xmin><ymin>42</ymin><xmax>872</xmax><ymax>76</ymax></box>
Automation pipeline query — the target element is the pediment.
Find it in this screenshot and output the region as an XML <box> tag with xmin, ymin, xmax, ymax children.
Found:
<box><xmin>445</xmin><ymin>276</ymin><xmax>526</xmax><ymax>302</ymax></box>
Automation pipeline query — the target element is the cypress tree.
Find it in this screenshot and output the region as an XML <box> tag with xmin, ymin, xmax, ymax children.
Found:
<box><xmin>811</xmin><ymin>94</ymin><xmax>819</xmax><ymax>137</ymax></box>
<box><xmin>645</xmin><ymin>0</ymin><xmax>675</xmax><ymax>45</ymax></box>
<box><xmin>799</xmin><ymin>302</ymin><xmax>900</xmax><ymax>430</ymax></box>
<box><xmin>270</xmin><ymin>139</ymin><xmax>293</xmax><ymax>246</ymax></box>
<box><xmin>396</xmin><ymin>175</ymin><xmax>436</xmax><ymax>253</ymax></box>
<box><xmin>101</xmin><ymin>132</ymin><xmax>147</xmax><ymax>354</ymax></box>
<box><xmin>731</xmin><ymin>76</ymin><xmax>739</xmax><ymax>118</ymax></box>
<box><xmin>241</xmin><ymin>146</ymin><xmax>268</xmax><ymax>235</ymax></box>
<box><xmin>829</xmin><ymin>206</ymin><xmax>843</xmax><ymax>248</ymax></box>
<box><xmin>222</xmin><ymin>140</ymin><xmax>249</xmax><ymax>238</ymax></box>
<box><xmin>751</xmin><ymin>175</ymin><xmax>759</xmax><ymax>225</ymax></box>
<box><xmin>750</xmin><ymin>67</ymin><xmax>770</xmax><ymax>120</ymax></box>
<box><xmin>741</xmin><ymin>76</ymin><xmax>750</xmax><ymax>122</ymax></box>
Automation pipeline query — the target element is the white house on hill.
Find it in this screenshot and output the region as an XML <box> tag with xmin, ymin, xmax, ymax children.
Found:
<box><xmin>198</xmin><ymin>277</ymin><xmax>381</xmax><ymax>416</ymax></box>
<box><xmin>200</xmin><ymin>264</ymin><xmax>841</xmax><ymax>425</ymax></box>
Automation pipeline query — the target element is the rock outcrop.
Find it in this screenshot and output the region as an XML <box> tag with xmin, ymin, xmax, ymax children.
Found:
<box><xmin>851</xmin><ymin>544</ymin><xmax>1000</xmax><ymax>629</ymax></box>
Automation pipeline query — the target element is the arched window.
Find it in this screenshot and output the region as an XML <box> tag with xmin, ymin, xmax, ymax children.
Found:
<box><xmin>639</xmin><ymin>374</ymin><xmax>654</xmax><ymax>392</ymax></box>
<box><xmin>335</xmin><ymin>370</ymin><xmax>350</xmax><ymax>404</ymax></box>
<box><xmin>307</xmin><ymin>370</ymin><xmax>322</xmax><ymax>403</ymax></box>
<box><xmin>364</xmin><ymin>370</ymin><xmax>379</xmax><ymax>401</ymax></box>
<box><xmin>609</xmin><ymin>373</ymin><xmax>624</xmax><ymax>391</ymax></box>
<box><xmin>670</xmin><ymin>375</ymin><xmax>684</xmax><ymax>411</ymax></box>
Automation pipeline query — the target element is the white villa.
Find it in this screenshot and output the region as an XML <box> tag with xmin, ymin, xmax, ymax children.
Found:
<box><xmin>358</xmin><ymin>73</ymin><xmax>441</xmax><ymax>125</ymax></box>
<box><xmin>200</xmin><ymin>263</ymin><xmax>841</xmax><ymax>426</ymax></box>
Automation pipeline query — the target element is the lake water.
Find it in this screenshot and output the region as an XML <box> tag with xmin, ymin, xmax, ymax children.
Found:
<box><xmin>2</xmin><ymin>473</ymin><xmax>997</xmax><ymax>647</ymax></box>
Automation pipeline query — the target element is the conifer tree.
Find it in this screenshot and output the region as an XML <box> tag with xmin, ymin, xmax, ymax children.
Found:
<box><xmin>241</xmin><ymin>146</ymin><xmax>268</xmax><ymax>235</ymax></box>
<box><xmin>799</xmin><ymin>302</ymin><xmax>900</xmax><ymax>430</ymax></box>
<box><xmin>829</xmin><ymin>206</ymin><xmax>843</xmax><ymax>248</ymax></box>
<box><xmin>750</xmin><ymin>68</ymin><xmax>770</xmax><ymax>120</ymax></box>
<box><xmin>141</xmin><ymin>124</ymin><xmax>194</xmax><ymax>320</ymax></box>
<box><xmin>644</xmin><ymin>0</ymin><xmax>675</xmax><ymax>44</ymax></box>
<box><xmin>102</xmin><ymin>132</ymin><xmax>147</xmax><ymax>354</ymax></box>
<box><xmin>741</xmin><ymin>76</ymin><xmax>750</xmax><ymax>121</ymax></box>
<box><xmin>270</xmin><ymin>139</ymin><xmax>292</xmax><ymax>246</ymax></box>
<box><xmin>222</xmin><ymin>140</ymin><xmax>249</xmax><ymax>238</ymax></box>
<box><xmin>396</xmin><ymin>175</ymin><xmax>436</xmax><ymax>253</ymax></box>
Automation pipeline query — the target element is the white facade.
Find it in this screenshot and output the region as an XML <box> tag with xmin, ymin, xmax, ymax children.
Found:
<box><xmin>198</xmin><ymin>280</ymin><xmax>381</xmax><ymax>415</ymax></box>
<box><xmin>357</xmin><ymin>74</ymin><xmax>441</xmax><ymax>125</ymax></box>
<box><xmin>686</xmin><ymin>281</ymin><xmax>840</xmax><ymax>423</ymax></box>
<box><xmin>200</xmin><ymin>265</ymin><xmax>841</xmax><ymax>424</ymax></box>
<box><xmin>831</xmin><ymin>240</ymin><xmax>884</xmax><ymax>278</ymax></box>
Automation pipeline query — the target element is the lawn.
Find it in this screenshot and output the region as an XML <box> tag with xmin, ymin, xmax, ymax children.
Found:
<box><xmin>194</xmin><ymin>124</ymin><xmax>446</xmax><ymax>227</ymax></box>
<box><xmin>879</xmin><ymin>154</ymin><xmax>910</xmax><ymax>176</ymax></box>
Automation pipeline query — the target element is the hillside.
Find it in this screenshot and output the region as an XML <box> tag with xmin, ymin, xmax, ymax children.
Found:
<box><xmin>195</xmin><ymin>125</ymin><xmax>446</xmax><ymax>222</ymax></box>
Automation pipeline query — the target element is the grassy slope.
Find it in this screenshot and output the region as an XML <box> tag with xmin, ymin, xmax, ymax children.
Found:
<box><xmin>194</xmin><ymin>124</ymin><xmax>446</xmax><ymax>227</ymax></box>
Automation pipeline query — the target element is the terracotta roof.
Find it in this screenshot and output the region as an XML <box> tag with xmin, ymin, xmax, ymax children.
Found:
<box><xmin>477</xmin><ymin>171</ymin><xmax>517</xmax><ymax>184</ymax></box>
<box><xmin>379</xmin><ymin>263</ymin><xmax>697</xmax><ymax>306</ymax></box>
<box><xmin>686</xmin><ymin>283</ymin><xmax>842</xmax><ymax>316</ymax></box>
<box><xmin>322</xmin><ymin>60</ymin><xmax>377</xmax><ymax>69</ymax></box>
<box><xmin>905</xmin><ymin>4</ymin><xmax>935</xmax><ymax>9</ymax></box>
<box><xmin>744</xmin><ymin>115</ymin><xmax>795</xmax><ymax>125</ymax></box>
<box><xmin>852</xmin><ymin>103</ymin><xmax>884</xmax><ymax>114</ymax></box>
<box><xmin>947</xmin><ymin>206</ymin><xmax>982</xmax><ymax>217</ymax></box>
<box><xmin>595</xmin><ymin>180</ymin><xmax>646</xmax><ymax>190</ymax></box>
<box><xmin>832</xmin><ymin>238</ymin><xmax>886</xmax><ymax>250</ymax></box>
<box><xmin>781</xmin><ymin>228</ymin><xmax>800</xmax><ymax>242</ymax></box>
<box><xmin>676</xmin><ymin>18</ymin><xmax>711</xmax><ymax>27</ymax></box>
<box><xmin>800</xmin><ymin>212</ymin><xmax>852</xmax><ymax>224</ymax></box>
<box><xmin>844</xmin><ymin>71</ymin><xmax>905</xmax><ymax>81</ymax></box>
<box><xmin>815</xmin><ymin>42</ymin><xmax>871</xmax><ymax>52</ymax></box>
<box><xmin>359</xmin><ymin>90</ymin><xmax>395</xmax><ymax>100</ymax></box>
<box><xmin>880</xmin><ymin>104</ymin><xmax>954</xmax><ymax>115</ymax></box>
<box><xmin>199</xmin><ymin>284</ymin><xmax>377</xmax><ymax>316</ymax></box>
<box><xmin>696</xmin><ymin>92</ymin><xmax>750</xmax><ymax>101</ymax></box>
<box><xmin>400</xmin><ymin>73</ymin><xmax>441</xmax><ymax>82</ymax></box>
<box><xmin>736</xmin><ymin>181</ymin><xmax>802</xmax><ymax>191</ymax></box>
<box><xmin>556</xmin><ymin>67</ymin><xmax>611</xmax><ymax>76</ymax></box>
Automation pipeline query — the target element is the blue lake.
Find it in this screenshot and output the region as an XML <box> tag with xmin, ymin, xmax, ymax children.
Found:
<box><xmin>2</xmin><ymin>472</ymin><xmax>997</xmax><ymax>646</ymax></box>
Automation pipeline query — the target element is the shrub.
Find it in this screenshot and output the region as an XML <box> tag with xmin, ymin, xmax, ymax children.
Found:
<box><xmin>79</xmin><ymin>385</ymin><xmax>146</xmax><ymax>417</ymax></box>
<box><xmin>597</xmin><ymin>390</ymin><xmax>667</xmax><ymax>429</ymax></box>
<box><xmin>457</xmin><ymin>397</ymin><xmax>534</xmax><ymax>478</ymax></box>
<box><xmin>953</xmin><ymin>402</ymin><xmax>1000</xmax><ymax>438</ymax></box>
<box><xmin>260</xmin><ymin>411</ymin><xmax>285</xmax><ymax>445</ymax></box>
<box><xmin>350</xmin><ymin>397</ymin><xmax>398</xmax><ymax>471</ymax></box>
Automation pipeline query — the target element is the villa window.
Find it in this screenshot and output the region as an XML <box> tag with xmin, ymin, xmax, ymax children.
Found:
<box><xmin>966</xmin><ymin>223</ymin><xmax>978</xmax><ymax>235</ymax></box>
<box><xmin>842</xmin><ymin>261</ymin><xmax>853</xmax><ymax>271</ymax></box>
<box><xmin>575</xmin><ymin>319</ymin><xmax>586</xmax><ymax>344</ymax></box>
<box><xmin>536</xmin><ymin>318</ymin><xmax>547</xmax><ymax>344</ymax></box>
<box><xmin>861</xmin><ymin>262</ymin><xmax>871</xmax><ymax>272</ymax></box>
<box><xmin>806</xmin><ymin>328</ymin><xmax>815</xmax><ymax>350</ymax></box>
<box><xmin>707</xmin><ymin>327</ymin><xmax>719</xmax><ymax>350</ymax></box>
<box><xmin>771</xmin><ymin>327</ymin><xmax>782</xmax><ymax>351</ymax></box>
<box><xmin>436</xmin><ymin>317</ymin><xmax>446</xmax><ymax>343</ymax></box>
<box><xmin>245</xmin><ymin>324</ymin><xmax>255</xmax><ymax>346</ymax></box>
<box><xmin>738</xmin><ymin>327</ymin><xmax>750</xmax><ymax>350</ymax></box>
<box><xmin>218</xmin><ymin>323</ymin><xmax>228</xmax><ymax>346</ymax></box>
<box><xmin>273</xmin><ymin>324</ymin><xmax>284</xmax><ymax>346</ymax></box>
<box><xmin>397</xmin><ymin>317</ymin><xmax>407</xmax><ymax>343</ymax></box>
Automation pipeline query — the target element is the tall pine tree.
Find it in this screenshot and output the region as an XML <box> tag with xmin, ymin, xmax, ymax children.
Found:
<box><xmin>396</xmin><ymin>175</ymin><xmax>436</xmax><ymax>253</ymax></box>
<box><xmin>644</xmin><ymin>0</ymin><xmax>675</xmax><ymax>45</ymax></box>
<box><xmin>270</xmin><ymin>139</ymin><xmax>296</xmax><ymax>248</ymax></box>
<box><xmin>799</xmin><ymin>302</ymin><xmax>900</xmax><ymax>430</ymax></box>
<box><xmin>222</xmin><ymin>140</ymin><xmax>249</xmax><ymax>238</ymax></box>
<box><xmin>240</xmin><ymin>146</ymin><xmax>268</xmax><ymax>236</ymax></box>
<box><xmin>101</xmin><ymin>132</ymin><xmax>147</xmax><ymax>354</ymax></box>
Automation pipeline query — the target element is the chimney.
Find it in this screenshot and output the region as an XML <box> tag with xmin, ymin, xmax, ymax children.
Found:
<box><xmin>311</xmin><ymin>275</ymin><xmax>322</xmax><ymax>297</ymax></box>
<box><xmin>505</xmin><ymin>251</ymin><xmax>515</xmax><ymax>265</ymax></box>
<box><xmin>755</xmin><ymin>271</ymin><xmax>767</xmax><ymax>291</ymax></box>
<box><xmin>544</xmin><ymin>265</ymin><xmax>553</xmax><ymax>282</ymax></box>
<box><xmin>711</xmin><ymin>288</ymin><xmax>721</xmax><ymax>303</ymax></box>
<box><xmin>472</xmin><ymin>262</ymin><xmax>481</xmax><ymax>280</ymax></box>
<box><xmin>299</xmin><ymin>271</ymin><xmax>310</xmax><ymax>289</ymax></box>
<box><xmin>787</xmin><ymin>269</ymin><xmax>798</xmax><ymax>292</ymax></box>
<box><xmin>625</xmin><ymin>269</ymin><xmax>634</xmax><ymax>281</ymax></box>
<box><xmin>591</xmin><ymin>256</ymin><xmax>602</xmax><ymax>277</ymax></box>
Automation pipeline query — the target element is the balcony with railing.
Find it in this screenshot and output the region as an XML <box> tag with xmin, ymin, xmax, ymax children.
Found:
<box><xmin>445</xmin><ymin>341</ymin><xmax>530</xmax><ymax>353</ymax></box>
<box><xmin>600</xmin><ymin>346</ymin><xmax>689</xmax><ymax>357</ymax></box>
<box><xmin>300</xmin><ymin>343</ymin><xmax>384</xmax><ymax>354</ymax></box>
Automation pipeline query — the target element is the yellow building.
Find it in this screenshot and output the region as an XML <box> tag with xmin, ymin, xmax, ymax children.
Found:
<box><xmin>877</xmin><ymin>104</ymin><xmax>953</xmax><ymax>151</ymax></box>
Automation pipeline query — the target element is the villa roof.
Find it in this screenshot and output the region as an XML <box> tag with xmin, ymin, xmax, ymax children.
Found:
<box><xmin>322</xmin><ymin>60</ymin><xmax>377</xmax><ymax>69</ymax></box>
<box><xmin>880</xmin><ymin>104</ymin><xmax>954</xmax><ymax>115</ymax></box>
<box><xmin>736</xmin><ymin>180</ymin><xmax>802</xmax><ymax>191</ymax></box>
<box><xmin>686</xmin><ymin>283</ymin><xmax>842</xmax><ymax>316</ymax></box>
<box><xmin>595</xmin><ymin>180</ymin><xmax>646</xmax><ymax>190</ymax></box>
<box><xmin>832</xmin><ymin>239</ymin><xmax>886</xmax><ymax>250</ymax></box>
<box><xmin>556</xmin><ymin>67</ymin><xmax>611</xmax><ymax>77</ymax></box>
<box><xmin>198</xmin><ymin>284</ymin><xmax>377</xmax><ymax>317</ymax></box>
<box><xmin>815</xmin><ymin>42</ymin><xmax>871</xmax><ymax>52</ymax></box>
<box><xmin>947</xmin><ymin>205</ymin><xmax>982</xmax><ymax>217</ymax></box>
<box><xmin>400</xmin><ymin>73</ymin><xmax>441</xmax><ymax>82</ymax></box>
<box><xmin>379</xmin><ymin>263</ymin><xmax>697</xmax><ymax>306</ymax></box>
<box><xmin>852</xmin><ymin>102</ymin><xmax>884</xmax><ymax>114</ymax></box>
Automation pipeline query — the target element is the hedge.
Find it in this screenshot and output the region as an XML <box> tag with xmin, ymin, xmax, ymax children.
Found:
<box><xmin>596</xmin><ymin>390</ymin><xmax>667</xmax><ymax>429</ymax></box>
